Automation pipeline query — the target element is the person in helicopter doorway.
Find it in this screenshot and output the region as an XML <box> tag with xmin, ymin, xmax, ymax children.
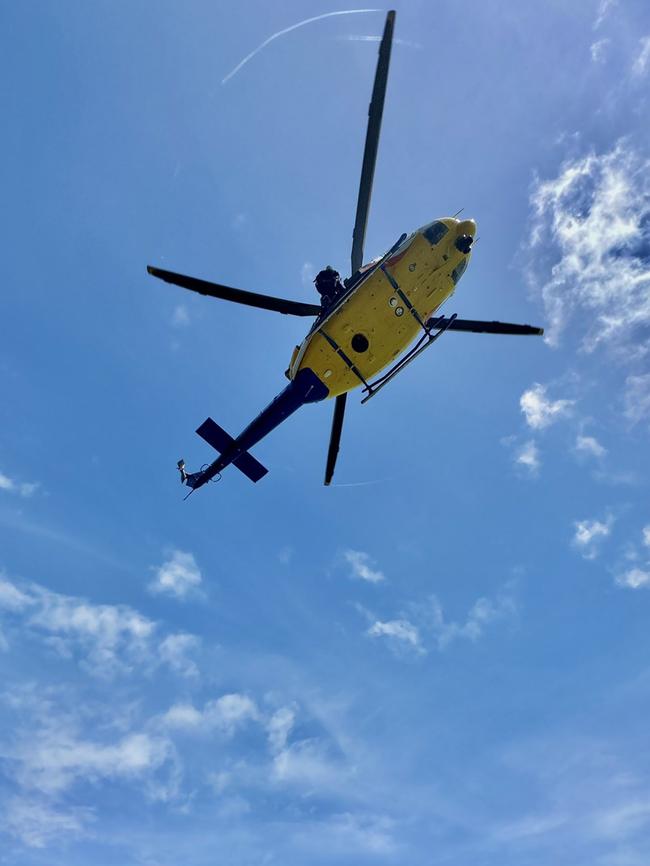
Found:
<box><xmin>314</xmin><ymin>265</ymin><xmax>345</xmax><ymax>310</ymax></box>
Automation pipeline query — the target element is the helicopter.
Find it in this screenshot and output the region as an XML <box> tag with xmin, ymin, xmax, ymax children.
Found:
<box><xmin>147</xmin><ymin>10</ymin><xmax>543</xmax><ymax>495</ymax></box>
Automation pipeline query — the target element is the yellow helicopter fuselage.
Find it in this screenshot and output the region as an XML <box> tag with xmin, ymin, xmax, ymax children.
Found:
<box><xmin>290</xmin><ymin>217</ymin><xmax>476</xmax><ymax>397</ymax></box>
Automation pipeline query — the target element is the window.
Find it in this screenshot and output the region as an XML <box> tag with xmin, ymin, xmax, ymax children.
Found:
<box><xmin>451</xmin><ymin>259</ymin><xmax>468</xmax><ymax>285</ymax></box>
<box><xmin>424</xmin><ymin>221</ymin><xmax>449</xmax><ymax>246</ymax></box>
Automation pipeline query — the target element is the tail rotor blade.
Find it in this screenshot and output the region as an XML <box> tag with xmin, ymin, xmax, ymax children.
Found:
<box><xmin>324</xmin><ymin>394</ymin><xmax>347</xmax><ymax>486</ymax></box>
<box><xmin>350</xmin><ymin>10</ymin><xmax>395</xmax><ymax>275</ymax></box>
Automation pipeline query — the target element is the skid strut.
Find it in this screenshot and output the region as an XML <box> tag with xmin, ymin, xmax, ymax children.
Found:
<box><xmin>360</xmin><ymin>264</ymin><xmax>457</xmax><ymax>404</ymax></box>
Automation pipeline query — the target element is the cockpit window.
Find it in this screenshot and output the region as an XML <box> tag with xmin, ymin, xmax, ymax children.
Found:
<box><xmin>424</xmin><ymin>221</ymin><xmax>449</xmax><ymax>246</ymax></box>
<box><xmin>451</xmin><ymin>259</ymin><xmax>468</xmax><ymax>285</ymax></box>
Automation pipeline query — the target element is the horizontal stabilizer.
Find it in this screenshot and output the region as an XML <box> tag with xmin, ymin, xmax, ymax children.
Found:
<box><xmin>196</xmin><ymin>417</ymin><xmax>268</xmax><ymax>483</ymax></box>
<box><xmin>434</xmin><ymin>317</ymin><xmax>544</xmax><ymax>336</ymax></box>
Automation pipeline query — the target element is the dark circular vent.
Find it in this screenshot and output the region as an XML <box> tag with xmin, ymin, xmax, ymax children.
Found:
<box><xmin>351</xmin><ymin>333</ymin><xmax>369</xmax><ymax>353</ymax></box>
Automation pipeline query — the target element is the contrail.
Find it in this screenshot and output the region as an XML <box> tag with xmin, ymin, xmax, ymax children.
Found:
<box><xmin>336</xmin><ymin>34</ymin><xmax>422</xmax><ymax>49</ymax></box>
<box><xmin>222</xmin><ymin>9</ymin><xmax>380</xmax><ymax>85</ymax></box>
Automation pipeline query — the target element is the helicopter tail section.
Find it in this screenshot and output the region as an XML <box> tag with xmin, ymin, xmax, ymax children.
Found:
<box><xmin>196</xmin><ymin>417</ymin><xmax>268</xmax><ymax>483</ymax></box>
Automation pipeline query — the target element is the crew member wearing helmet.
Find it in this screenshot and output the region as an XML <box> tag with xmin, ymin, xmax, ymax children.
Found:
<box><xmin>314</xmin><ymin>265</ymin><xmax>345</xmax><ymax>310</ymax></box>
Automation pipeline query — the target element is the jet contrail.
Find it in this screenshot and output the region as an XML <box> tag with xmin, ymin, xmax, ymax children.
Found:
<box><xmin>222</xmin><ymin>9</ymin><xmax>381</xmax><ymax>85</ymax></box>
<box><xmin>336</xmin><ymin>34</ymin><xmax>422</xmax><ymax>49</ymax></box>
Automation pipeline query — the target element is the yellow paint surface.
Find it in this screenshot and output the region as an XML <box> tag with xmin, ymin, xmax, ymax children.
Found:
<box><xmin>291</xmin><ymin>217</ymin><xmax>476</xmax><ymax>397</ymax></box>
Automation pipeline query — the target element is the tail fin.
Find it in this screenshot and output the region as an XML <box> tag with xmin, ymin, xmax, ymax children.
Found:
<box><xmin>195</xmin><ymin>418</ymin><xmax>268</xmax><ymax>483</ymax></box>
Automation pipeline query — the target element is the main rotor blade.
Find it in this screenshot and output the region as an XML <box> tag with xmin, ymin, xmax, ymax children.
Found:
<box><xmin>324</xmin><ymin>393</ymin><xmax>347</xmax><ymax>486</ymax></box>
<box><xmin>350</xmin><ymin>10</ymin><xmax>395</xmax><ymax>275</ymax></box>
<box><xmin>435</xmin><ymin>317</ymin><xmax>545</xmax><ymax>337</ymax></box>
<box><xmin>147</xmin><ymin>266</ymin><xmax>321</xmax><ymax>317</ymax></box>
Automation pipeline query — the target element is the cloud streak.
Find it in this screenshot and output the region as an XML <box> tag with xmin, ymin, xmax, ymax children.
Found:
<box><xmin>222</xmin><ymin>9</ymin><xmax>380</xmax><ymax>84</ymax></box>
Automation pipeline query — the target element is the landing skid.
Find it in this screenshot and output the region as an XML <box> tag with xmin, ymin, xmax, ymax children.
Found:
<box><xmin>360</xmin><ymin>311</ymin><xmax>457</xmax><ymax>403</ymax></box>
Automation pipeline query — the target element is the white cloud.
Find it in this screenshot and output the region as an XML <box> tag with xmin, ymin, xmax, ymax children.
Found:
<box><xmin>590</xmin><ymin>38</ymin><xmax>610</xmax><ymax>63</ymax></box>
<box><xmin>0</xmin><ymin>573</ymin><xmax>199</xmax><ymax>678</ymax></box>
<box><xmin>520</xmin><ymin>384</ymin><xmax>574</xmax><ymax>429</ymax></box>
<box><xmin>515</xmin><ymin>440</ymin><xmax>541</xmax><ymax>476</ymax></box>
<box><xmin>631</xmin><ymin>36</ymin><xmax>650</xmax><ymax>78</ymax></box>
<box><xmin>642</xmin><ymin>525</ymin><xmax>650</xmax><ymax>547</ymax></box>
<box><xmin>158</xmin><ymin>632</ymin><xmax>200</xmax><ymax>678</ymax></box>
<box><xmin>11</xmin><ymin>724</ymin><xmax>173</xmax><ymax>796</ymax></box>
<box><xmin>161</xmin><ymin>693</ymin><xmax>258</xmax><ymax>735</ymax></box>
<box><xmin>27</xmin><ymin>587</ymin><xmax>154</xmax><ymax>676</ymax></box>
<box><xmin>572</xmin><ymin>516</ymin><xmax>613</xmax><ymax>559</ymax></box>
<box><xmin>576</xmin><ymin>434</ymin><xmax>607</xmax><ymax>458</ymax></box>
<box><xmin>367</xmin><ymin>618</ymin><xmax>421</xmax><ymax>650</ymax></box>
<box><xmin>616</xmin><ymin>568</ymin><xmax>650</xmax><ymax>589</ymax></box>
<box><xmin>344</xmin><ymin>550</ymin><xmax>385</xmax><ymax>583</ymax></box>
<box><xmin>525</xmin><ymin>143</ymin><xmax>650</xmax><ymax>355</ymax></box>
<box><xmin>0</xmin><ymin>471</ymin><xmax>39</xmax><ymax>498</ymax></box>
<box><xmin>149</xmin><ymin>549</ymin><xmax>202</xmax><ymax>599</ymax></box>
<box><xmin>3</xmin><ymin>798</ymin><xmax>93</xmax><ymax>849</ymax></box>
<box><xmin>171</xmin><ymin>304</ymin><xmax>190</xmax><ymax>327</ymax></box>
<box><xmin>624</xmin><ymin>373</ymin><xmax>650</xmax><ymax>424</ymax></box>
<box><xmin>0</xmin><ymin>574</ymin><xmax>33</xmax><ymax>611</ymax></box>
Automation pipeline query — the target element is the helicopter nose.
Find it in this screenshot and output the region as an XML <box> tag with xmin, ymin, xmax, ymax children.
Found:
<box><xmin>454</xmin><ymin>219</ymin><xmax>476</xmax><ymax>254</ymax></box>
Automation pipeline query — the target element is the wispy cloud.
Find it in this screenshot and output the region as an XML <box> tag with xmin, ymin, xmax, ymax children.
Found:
<box><xmin>335</xmin><ymin>34</ymin><xmax>421</xmax><ymax>49</ymax></box>
<box><xmin>148</xmin><ymin>549</ymin><xmax>203</xmax><ymax>600</ymax></box>
<box><xmin>520</xmin><ymin>383</ymin><xmax>574</xmax><ymax>429</ymax></box>
<box><xmin>515</xmin><ymin>440</ymin><xmax>541</xmax><ymax>477</ymax></box>
<box><xmin>616</xmin><ymin>526</ymin><xmax>650</xmax><ymax>588</ymax></box>
<box><xmin>344</xmin><ymin>549</ymin><xmax>385</xmax><ymax>583</ymax></box>
<box><xmin>267</xmin><ymin>706</ymin><xmax>296</xmax><ymax>753</ymax></box>
<box><xmin>593</xmin><ymin>0</ymin><xmax>617</xmax><ymax>29</ymax></box>
<box><xmin>616</xmin><ymin>567</ymin><xmax>650</xmax><ymax>589</ymax></box>
<box><xmin>624</xmin><ymin>373</ymin><xmax>650</xmax><ymax>424</ymax></box>
<box><xmin>171</xmin><ymin>304</ymin><xmax>190</xmax><ymax>327</ymax></box>
<box><xmin>158</xmin><ymin>632</ymin><xmax>200</xmax><ymax>678</ymax></box>
<box><xmin>364</xmin><ymin>586</ymin><xmax>517</xmax><ymax>656</ymax></box>
<box><xmin>3</xmin><ymin>798</ymin><xmax>94</xmax><ymax>849</ymax></box>
<box><xmin>301</xmin><ymin>261</ymin><xmax>315</xmax><ymax>287</ymax></box>
<box><xmin>222</xmin><ymin>9</ymin><xmax>380</xmax><ymax>85</ymax></box>
<box><xmin>0</xmin><ymin>470</ymin><xmax>38</xmax><ymax>498</ymax></box>
<box><xmin>590</xmin><ymin>38</ymin><xmax>610</xmax><ymax>63</ymax></box>
<box><xmin>575</xmin><ymin>433</ymin><xmax>607</xmax><ymax>458</ymax></box>
<box><xmin>631</xmin><ymin>35</ymin><xmax>650</xmax><ymax>78</ymax></box>
<box><xmin>525</xmin><ymin>142</ymin><xmax>650</xmax><ymax>355</ymax></box>
<box><xmin>572</xmin><ymin>516</ymin><xmax>613</xmax><ymax>559</ymax></box>
<box><xmin>367</xmin><ymin>618</ymin><xmax>422</xmax><ymax>651</ymax></box>
<box><xmin>0</xmin><ymin>572</ymin><xmax>199</xmax><ymax>678</ymax></box>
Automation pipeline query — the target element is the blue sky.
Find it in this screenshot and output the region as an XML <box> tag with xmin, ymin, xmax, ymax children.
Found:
<box><xmin>1</xmin><ymin>1</ymin><xmax>650</xmax><ymax>863</ymax></box>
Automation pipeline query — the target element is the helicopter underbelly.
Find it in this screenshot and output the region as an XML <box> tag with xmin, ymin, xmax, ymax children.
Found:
<box><xmin>295</xmin><ymin>231</ymin><xmax>471</xmax><ymax>398</ymax></box>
